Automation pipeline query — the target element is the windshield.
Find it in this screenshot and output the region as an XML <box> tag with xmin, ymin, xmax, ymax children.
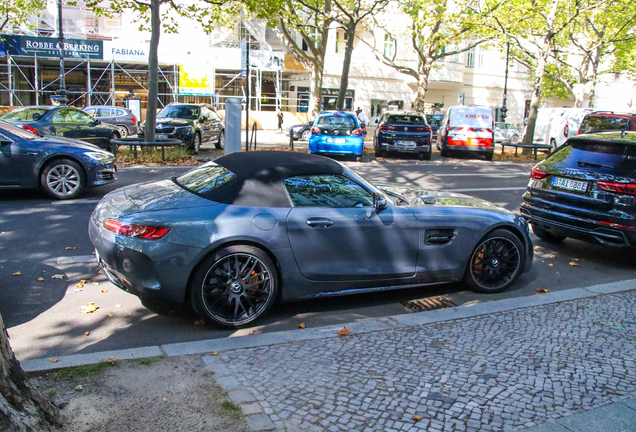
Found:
<box><xmin>174</xmin><ymin>163</ymin><xmax>236</xmax><ymax>194</ymax></box>
<box><xmin>2</xmin><ymin>107</ymin><xmax>50</xmax><ymax>122</ymax></box>
<box><xmin>0</xmin><ymin>119</ymin><xmax>38</xmax><ymax>140</ymax></box>
<box><xmin>386</xmin><ymin>115</ymin><xmax>425</xmax><ymax>125</ymax></box>
<box><xmin>555</xmin><ymin>139</ymin><xmax>636</xmax><ymax>172</ymax></box>
<box><xmin>317</xmin><ymin>115</ymin><xmax>357</xmax><ymax>128</ymax></box>
<box><xmin>157</xmin><ymin>106</ymin><xmax>200</xmax><ymax>120</ymax></box>
<box><xmin>580</xmin><ymin>116</ymin><xmax>630</xmax><ymax>134</ymax></box>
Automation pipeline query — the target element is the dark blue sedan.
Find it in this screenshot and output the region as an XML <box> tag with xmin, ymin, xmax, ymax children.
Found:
<box><xmin>0</xmin><ymin>120</ymin><xmax>116</xmax><ymax>199</ymax></box>
<box><xmin>2</xmin><ymin>105</ymin><xmax>122</xmax><ymax>150</ymax></box>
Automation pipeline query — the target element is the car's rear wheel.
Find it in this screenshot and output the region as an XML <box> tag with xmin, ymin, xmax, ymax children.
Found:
<box><xmin>531</xmin><ymin>223</ymin><xmax>566</xmax><ymax>243</ymax></box>
<box><xmin>116</xmin><ymin>125</ymin><xmax>129</xmax><ymax>138</ymax></box>
<box><xmin>465</xmin><ymin>229</ymin><xmax>523</xmax><ymax>294</ymax></box>
<box><xmin>301</xmin><ymin>129</ymin><xmax>311</xmax><ymax>141</ymax></box>
<box><xmin>510</xmin><ymin>134</ymin><xmax>519</xmax><ymax>143</ymax></box>
<box><xmin>41</xmin><ymin>159</ymin><xmax>86</xmax><ymax>200</ymax></box>
<box><xmin>484</xmin><ymin>150</ymin><xmax>494</xmax><ymax>161</ymax></box>
<box><xmin>215</xmin><ymin>130</ymin><xmax>225</xmax><ymax>150</ymax></box>
<box><xmin>190</xmin><ymin>245</ymin><xmax>279</xmax><ymax>328</ymax></box>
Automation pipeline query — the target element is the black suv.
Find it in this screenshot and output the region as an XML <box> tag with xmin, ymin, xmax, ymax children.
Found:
<box><xmin>139</xmin><ymin>103</ymin><xmax>224</xmax><ymax>154</ymax></box>
<box><xmin>521</xmin><ymin>131</ymin><xmax>636</xmax><ymax>248</ymax></box>
<box><xmin>374</xmin><ymin>112</ymin><xmax>432</xmax><ymax>160</ymax></box>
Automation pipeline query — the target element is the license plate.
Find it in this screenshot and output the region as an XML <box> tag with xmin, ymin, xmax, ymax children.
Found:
<box><xmin>396</xmin><ymin>140</ymin><xmax>416</xmax><ymax>147</ymax></box>
<box><xmin>156</xmin><ymin>134</ymin><xmax>168</xmax><ymax>139</ymax></box>
<box><xmin>327</xmin><ymin>138</ymin><xmax>346</xmax><ymax>144</ymax></box>
<box><xmin>551</xmin><ymin>177</ymin><xmax>588</xmax><ymax>192</ymax></box>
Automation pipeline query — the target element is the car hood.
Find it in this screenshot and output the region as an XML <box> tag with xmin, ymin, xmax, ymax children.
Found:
<box><xmin>376</xmin><ymin>183</ymin><xmax>508</xmax><ymax>211</ymax></box>
<box><xmin>123</xmin><ymin>179</ymin><xmax>218</xmax><ymax>212</ymax></box>
<box><xmin>154</xmin><ymin>118</ymin><xmax>194</xmax><ymax>127</ymax></box>
<box><xmin>33</xmin><ymin>136</ymin><xmax>104</xmax><ymax>151</ymax></box>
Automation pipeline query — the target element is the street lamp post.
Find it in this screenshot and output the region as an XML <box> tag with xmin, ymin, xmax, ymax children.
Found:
<box><xmin>502</xmin><ymin>41</ymin><xmax>510</xmax><ymax>122</ymax></box>
<box><xmin>53</xmin><ymin>0</ymin><xmax>68</xmax><ymax>105</ymax></box>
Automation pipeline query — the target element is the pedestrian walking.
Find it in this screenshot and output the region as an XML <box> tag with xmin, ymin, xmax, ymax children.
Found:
<box><xmin>277</xmin><ymin>110</ymin><xmax>284</xmax><ymax>132</ymax></box>
<box><xmin>356</xmin><ymin>107</ymin><xmax>369</xmax><ymax>125</ymax></box>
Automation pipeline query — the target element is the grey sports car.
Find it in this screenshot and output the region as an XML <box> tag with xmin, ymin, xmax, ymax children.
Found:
<box><xmin>89</xmin><ymin>151</ymin><xmax>533</xmax><ymax>328</ymax></box>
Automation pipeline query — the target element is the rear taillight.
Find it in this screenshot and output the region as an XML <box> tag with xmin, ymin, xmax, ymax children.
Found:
<box><xmin>564</xmin><ymin>124</ymin><xmax>569</xmax><ymax>137</ymax></box>
<box><xmin>131</xmin><ymin>116</ymin><xmax>137</xmax><ymax>123</ymax></box>
<box><xmin>415</xmin><ymin>127</ymin><xmax>431</xmax><ymax>132</ymax></box>
<box><xmin>22</xmin><ymin>125</ymin><xmax>39</xmax><ymax>135</ymax></box>
<box><xmin>103</xmin><ymin>219</ymin><xmax>171</xmax><ymax>240</ymax></box>
<box><xmin>530</xmin><ymin>168</ymin><xmax>548</xmax><ymax>179</ymax></box>
<box><xmin>352</xmin><ymin>129</ymin><xmax>361</xmax><ymax>135</ymax></box>
<box><xmin>597</xmin><ymin>182</ymin><xmax>636</xmax><ymax>197</ymax></box>
<box><xmin>379</xmin><ymin>124</ymin><xmax>395</xmax><ymax>131</ymax></box>
<box><xmin>312</xmin><ymin>127</ymin><xmax>321</xmax><ymax>134</ymax></box>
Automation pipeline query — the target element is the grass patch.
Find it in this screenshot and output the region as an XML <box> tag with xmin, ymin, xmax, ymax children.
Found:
<box><xmin>54</xmin><ymin>361</ymin><xmax>119</xmax><ymax>380</ymax></box>
<box><xmin>221</xmin><ymin>400</ymin><xmax>243</xmax><ymax>420</ymax></box>
<box><xmin>133</xmin><ymin>356</ymin><xmax>164</xmax><ymax>366</ymax></box>
<box><xmin>47</xmin><ymin>388</ymin><xmax>60</xmax><ymax>397</ymax></box>
<box><xmin>115</xmin><ymin>146</ymin><xmax>202</xmax><ymax>166</ymax></box>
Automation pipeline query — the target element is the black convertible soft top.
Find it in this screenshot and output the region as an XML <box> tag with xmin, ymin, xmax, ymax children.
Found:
<box><xmin>203</xmin><ymin>151</ymin><xmax>345</xmax><ymax>207</ymax></box>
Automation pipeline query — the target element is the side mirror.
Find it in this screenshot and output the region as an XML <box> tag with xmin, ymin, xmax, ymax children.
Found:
<box><xmin>93</xmin><ymin>119</ymin><xmax>101</xmax><ymax>126</ymax></box>
<box><xmin>0</xmin><ymin>139</ymin><xmax>12</xmax><ymax>145</ymax></box>
<box><xmin>373</xmin><ymin>193</ymin><xmax>388</xmax><ymax>212</ymax></box>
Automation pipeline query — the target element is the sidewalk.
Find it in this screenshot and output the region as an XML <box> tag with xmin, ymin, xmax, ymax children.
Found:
<box><xmin>23</xmin><ymin>279</ymin><xmax>636</xmax><ymax>432</ymax></box>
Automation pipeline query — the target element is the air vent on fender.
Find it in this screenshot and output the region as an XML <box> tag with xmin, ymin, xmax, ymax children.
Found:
<box><xmin>425</xmin><ymin>229</ymin><xmax>456</xmax><ymax>245</ymax></box>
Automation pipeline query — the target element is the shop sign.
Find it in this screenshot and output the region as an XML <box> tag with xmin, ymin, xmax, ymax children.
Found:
<box><xmin>103</xmin><ymin>41</ymin><xmax>147</xmax><ymax>62</ymax></box>
<box><xmin>3</xmin><ymin>35</ymin><xmax>102</xmax><ymax>59</ymax></box>
<box><xmin>322</xmin><ymin>88</ymin><xmax>355</xmax><ymax>97</ymax></box>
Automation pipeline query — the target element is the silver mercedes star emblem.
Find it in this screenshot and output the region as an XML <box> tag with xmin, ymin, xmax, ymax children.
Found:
<box><xmin>404</xmin><ymin>127</ymin><xmax>408</xmax><ymax>131</ymax></box>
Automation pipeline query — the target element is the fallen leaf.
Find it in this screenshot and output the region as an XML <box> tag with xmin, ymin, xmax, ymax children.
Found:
<box><xmin>569</xmin><ymin>262</ymin><xmax>579</xmax><ymax>266</ymax></box>
<box><xmin>101</xmin><ymin>289</ymin><xmax>108</xmax><ymax>293</ymax></box>
<box><xmin>150</xmin><ymin>170</ymin><xmax>156</xmax><ymax>173</ymax></box>
<box><xmin>52</xmin><ymin>274</ymin><xmax>65</xmax><ymax>279</ymax></box>
<box><xmin>79</xmin><ymin>302</ymin><xmax>99</xmax><ymax>313</ymax></box>
<box><xmin>298</xmin><ymin>322</ymin><xmax>306</xmax><ymax>329</ymax></box>
<box><xmin>550</xmin><ymin>254</ymin><xmax>556</xmax><ymax>259</ymax></box>
<box><xmin>194</xmin><ymin>319</ymin><xmax>206</xmax><ymax>325</ymax></box>
<box><xmin>80</xmin><ymin>279</ymin><xmax>87</xmax><ymax>284</ymax></box>
<box><xmin>98</xmin><ymin>270</ymin><xmax>104</xmax><ymax>275</ymax></box>
<box><xmin>65</xmin><ymin>247</ymin><xmax>76</xmax><ymax>250</ymax></box>
<box><xmin>49</xmin><ymin>358</ymin><xmax>59</xmax><ymax>363</ymax></box>
<box><xmin>92</xmin><ymin>282</ymin><xmax>100</xmax><ymax>285</ymax></box>
<box><xmin>211</xmin><ymin>351</ymin><xmax>219</xmax><ymax>356</ymax></box>
<box><xmin>412</xmin><ymin>414</ymin><xmax>423</xmax><ymax>422</ymax></box>
<box><xmin>91</xmin><ymin>251</ymin><xmax>96</xmax><ymax>255</ymax></box>
<box><xmin>337</xmin><ymin>326</ymin><xmax>350</xmax><ymax>336</ymax></box>
<box><xmin>535</xmin><ymin>288</ymin><xmax>550</xmax><ymax>293</ymax></box>
<box><xmin>12</xmin><ymin>271</ymin><xmax>21</xmax><ymax>276</ymax></box>
<box><xmin>37</xmin><ymin>277</ymin><xmax>44</xmax><ymax>282</ymax></box>
<box><xmin>76</xmin><ymin>283</ymin><xmax>84</xmax><ymax>288</ymax></box>
<box><xmin>106</xmin><ymin>357</ymin><xmax>117</xmax><ymax>364</ymax></box>
<box><xmin>534</xmin><ymin>245</ymin><xmax>543</xmax><ymax>249</ymax></box>
<box><xmin>248</xmin><ymin>330</ymin><xmax>255</xmax><ymax>335</ymax></box>
<box><xmin>75</xmin><ymin>385</ymin><xmax>83</xmax><ymax>391</ymax></box>
<box><xmin>573</xmin><ymin>258</ymin><xmax>581</xmax><ymax>262</ymax></box>
<box><xmin>107</xmin><ymin>313</ymin><xmax>114</xmax><ymax>317</ymax></box>
<box><xmin>85</xmin><ymin>331</ymin><xmax>90</xmax><ymax>336</ymax></box>
<box><xmin>548</xmin><ymin>263</ymin><xmax>555</xmax><ymax>267</ymax></box>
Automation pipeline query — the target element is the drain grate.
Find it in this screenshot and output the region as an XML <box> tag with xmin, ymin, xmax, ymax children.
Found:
<box><xmin>402</xmin><ymin>296</ymin><xmax>457</xmax><ymax>313</ymax></box>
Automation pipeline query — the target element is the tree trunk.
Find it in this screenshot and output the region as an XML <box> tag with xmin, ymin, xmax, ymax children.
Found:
<box><xmin>336</xmin><ymin>23</ymin><xmax>356</xmax><ymax>110</ymax></box>
<box><xmin>310</xmin><ymin>63</ymin><xmax>324</xmax><ymax>119</ymax></box>
<box><xmin>1</xmin><ymin>313</ymin><xmax>61</xmax><ymax>431</ymax></box>
<box><xmin>146</xmin><ymin>0</ymin><xmax>161</xmax><ymax>142</ymax></box>
<box><xmin>412</xmin><ymin>59</ymin><xmax>432</xmax><ymax>112</ymax></box>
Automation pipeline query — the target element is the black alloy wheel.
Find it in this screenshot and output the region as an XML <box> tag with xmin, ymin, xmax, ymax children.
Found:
<box><xmin>465</xmin><ymin>229</ymin><xmax>523</xmax><ymax>293</ymax></box>
<box><xmin>190</xmin><ymin>245</ymin><xmax>279</xmax><ymax>328</ymax></box>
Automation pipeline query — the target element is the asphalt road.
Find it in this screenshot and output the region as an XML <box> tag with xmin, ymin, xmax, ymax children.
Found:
<box><xmin>2</xmin><ymin>155</ymin><xmax>636</xmax><ymax>361</ymax></box>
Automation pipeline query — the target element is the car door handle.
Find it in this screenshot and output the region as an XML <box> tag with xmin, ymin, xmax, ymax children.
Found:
<box><xmin>26</xmin><ymin>152</ymin><xmax>39</xmax><ymax>156</ymax></box>
<box><xmin>306</xmin><ymin>218</ymin><xmax>334</xmax><ymax>227</ymax></box>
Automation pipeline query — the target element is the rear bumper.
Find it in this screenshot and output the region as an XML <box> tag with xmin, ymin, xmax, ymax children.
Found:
<box><xmin>520</xmin><ymin>201</ymin><xmax>636</xmax><ymax>248</ymax></box>
<box><xmin>309</xmin><ymin>137</ymin><xmax>364</xmax><ymax>155</ymax></box>
<box><xmin>379</xmin><ymin>143</ymin><xmax>431</xmax><ymax>154</ymax></box>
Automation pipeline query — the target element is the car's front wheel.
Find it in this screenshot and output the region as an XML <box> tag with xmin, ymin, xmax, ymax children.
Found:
<box><xmin>215</xmin><ymin>130</ymin><xmax>225</xmax><ymax>150</ymax></box>
<box><xmin>464</xmin><ymin>229</ymin><xmax>523</xmax><ymax>294</ymax></box>
<box><xmin>191</xmin><ymin>132</ymin><xmax>201</xmax><ymax>154</ymax></box>
<box><xmin>41</xmin><ymin>159</ymin><xmax>86</xmax><ymax>200</ymax></box>
<box><xmin>190</xmin><ymin>245</ymin><xmax>279</xmax><ymax>328</ymax></box>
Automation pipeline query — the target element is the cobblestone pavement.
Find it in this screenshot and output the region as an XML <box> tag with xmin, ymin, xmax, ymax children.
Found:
<box><xmin>209</xmin><ymin>290</ymin><xmax>636</xmax><ymax>432</ymax></box>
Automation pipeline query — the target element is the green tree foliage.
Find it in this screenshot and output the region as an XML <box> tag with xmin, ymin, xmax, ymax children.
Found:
<box><xmin>0</xmin><ymin>0</ymin><xmax>46</xmax><ymax>32</ymax></box>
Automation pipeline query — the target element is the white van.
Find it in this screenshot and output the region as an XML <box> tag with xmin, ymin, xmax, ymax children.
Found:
<box><xmin>528</xmin><ymin>108</ymin><xmax>593</xmax><ymax>149</ymax></box>
<box><xmin>437</xmin><ymin>105</ymin><xmax>495</xmax><ymax>160</ymax></box>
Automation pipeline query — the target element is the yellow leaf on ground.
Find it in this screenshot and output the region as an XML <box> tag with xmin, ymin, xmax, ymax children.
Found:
<box><xmin>412</xmin><ymin>414</ymin><xmax>423</xmax><ymax>422</ymax></box>
<box><xmin>101</xmin><ymin>289</ymin><xmax>108</xmax><ymax>293</ymax></box>
<box><xmin>194</xmin><ymin>319</ymin><xmax>206</xmax><ymax>325</ymax></box>
<box><xmin>337</xmin><ymin>326</ymin><xmax>350</xmax><ymax>336</ymax></box>
<box><xmin>106</xmin><ymin>357</ymin><xmax>117</xmax><ymax>364</ymax></box>
<box><xmin>49</xmin><ymin>358</ymin><xmax>59</xmax><ymax>363</ymax></box>
<box><xmin>91</xmin><ymin>251</ymin><xmax>96</xmax><ymax>255</ymax></box>
<box><xmin>248</xmin><ymin>330</ymin><xmax>255</xmax><ymax>335</ymax></box>
<box><xmin>212</xmin><ymin>351</ymin><xmax>219</xmax><ymax>356</ymax></box>
<box><xmin>107</xmin><ymin>313</ymin><xmax>113</xmax><ymax>317</ymax></box>
<box><xmin>75</xmin><ymin>385</ymin><xmax>83</xmax><ymax>391</ymax></box>
<box><xmin>79</xmin><ymin>303</ymin><xmax>99</xmax><ymax>313</ymax></box>
<box><xmin>12</xmin><ymin>271</ymin><xmax>21</xmax><ymax>276</ymax></box>
<box><xmin>52</xmin><ymin>274</ymin><xmax>65</xmax><ymax>279</ymax></box>
<box><xmin>92</xmin><ymin>282</ymin><xmax>100</xmax><ymax>285</ymax></box>
<box><xmin>76</xmin><ymin>283</ymin><xmax>84</xmax><ymax>288</ymax></box>
<box><xmin>37</xmin><ymin>277</ymin><xmax>44</xmax><ymax>282</ymax></box>
<box><xmin>548</xmin><ymin>263</ymin><xmax>554</xmax><ymax>267</ymax></box>
<box><xmin>298</xmin><ymin>322</ymin><xmax>306</xmax><ymax>329</ymax></box>
<box><xmin>98</xmin><ymin>270</ymin><xmax>104</xmax><ymax>275</ymax></box>
<box><xmin>550</xmin><ymin>255</ymin><xmax>556</xmax><ymax>259</ymax></box>
<box><xmin>569</xmin><ymin>262</ymin><xmax>579</xmax><ymax>266</ymax></box>
<box><xmin>535</xmin><ymin>288</ymin><xmax>550</xmax><ymax>293</ymax></box>
<box><xmin>65</xmin><ymin>247</ymin><xmax>76</xmax><ymax>250</ymax></box>
<box><xmin>80</xmin><ymin>279</ymin><xmax>87</xmax><ymax>284</ymax></box>
<box><xmin>85</xmin><ymin>331</ymin><xmax>90</xmax><ymax>336</ymax></box>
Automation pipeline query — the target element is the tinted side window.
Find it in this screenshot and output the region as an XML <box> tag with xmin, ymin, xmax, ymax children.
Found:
<box><xmin>284</xmin><ymin>175</ymin><xmax>373</xmax><ymax>208</ymax></box>
<box><xmin>53</xmin><ymin>109</ymin><xmax>73</xmax><ymax>123</ymax></box>
<box><xmin>69</xmin><ymin>109</ymin><xmax>94</xmax><ymax>123</ymax></box>
<box><xmin>580</xmin><ymin>116</ymin><xmax>630</xmax><ymax>134</ymax></box>
<box><xmin>116</xmin><ymin>109</ymin><xmax>128</xmax><ymax>116</ymax></box>
<box><xmin>96</xmin><ymin>108</ymin><xmax>112</xmax><ymax>118</ymax></box>
<box><xmin>175</xmin><ymin>164</ymin><xmax>236</xmax><ymax>194</ymax></box>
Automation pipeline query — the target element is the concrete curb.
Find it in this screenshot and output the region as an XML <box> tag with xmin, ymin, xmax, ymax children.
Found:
<box><xmin>20</xmin><ymin>278</ymin><xmax>636</xmax><ymax>373</ymax></box>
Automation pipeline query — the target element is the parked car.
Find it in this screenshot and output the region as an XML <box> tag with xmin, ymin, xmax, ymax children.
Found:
<box><xmin>308</xmin><ymin>111</ymin><xmax>364</xmax><ymax>161</ymax></box>
<box><xmin>425</xmin><ymin>114</ymin><xmax>444</xmax><ymax>140</ymax></box>
<box><xmin>0</xmin><ymin>119</ymin><xmax>116</xmax><ymax>199</ymax></box>
<box><xmin>285</xmin><ymin>121</ymin><xmax>313</xmax><ymax>141</ymax></box>
<box><xmin>374</xmin><ymin>112</ymin><xmax>432</xmax><ymax>160</ymax></box>
<box><xmin>495</xmin><ymin>122</ymin><xmax>520</xmax><ymax>143</ymax></box>
<box><xmin>138</xmin><ymin>103</ymin><xmax>224</xmax><ymax>154</ymax></box>
<box><xmin>90</xmin><ymin>151</ymin><xmax>533</xmax><ymax>328</ymax></box>
<box><xmin>528</xmin><ymin>107</ymin><xmax>592</xmax><ymax>150</ymax></box>
<box><xmin>578</xmin><ymin>112</ymin><xmax>636</xmax><ymax>135</ymax></box>
<box><xmin>83</xmin><ymin>105</ymin><xmax>138</xmax><ymax>137</ymax></box>
<box><xmin>1</xmin><ymin>105</ymin><xmax>121</xmax><ymax>150</ymax></box>
<box><xmin>521</xmin><ymin>131</ymin><xmax>636</xmax><ymax>248</ymax></box>
<box><xmin>437</xmin><ymin>105</ymin><xmax>495</xmax><ymax>160</ymax></box>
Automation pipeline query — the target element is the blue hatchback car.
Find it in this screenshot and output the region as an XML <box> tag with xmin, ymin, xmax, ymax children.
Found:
<box><xmin>308</xmin><ymin>111</ymin><xmax>364</xmax><ymax>161</ymax></box>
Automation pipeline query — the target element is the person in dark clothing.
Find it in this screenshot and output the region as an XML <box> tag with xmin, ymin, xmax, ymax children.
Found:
<box><xmin>277</xmin><ymin>111</ymin><xmax>284</xmax><ymax>132</ymax></box>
